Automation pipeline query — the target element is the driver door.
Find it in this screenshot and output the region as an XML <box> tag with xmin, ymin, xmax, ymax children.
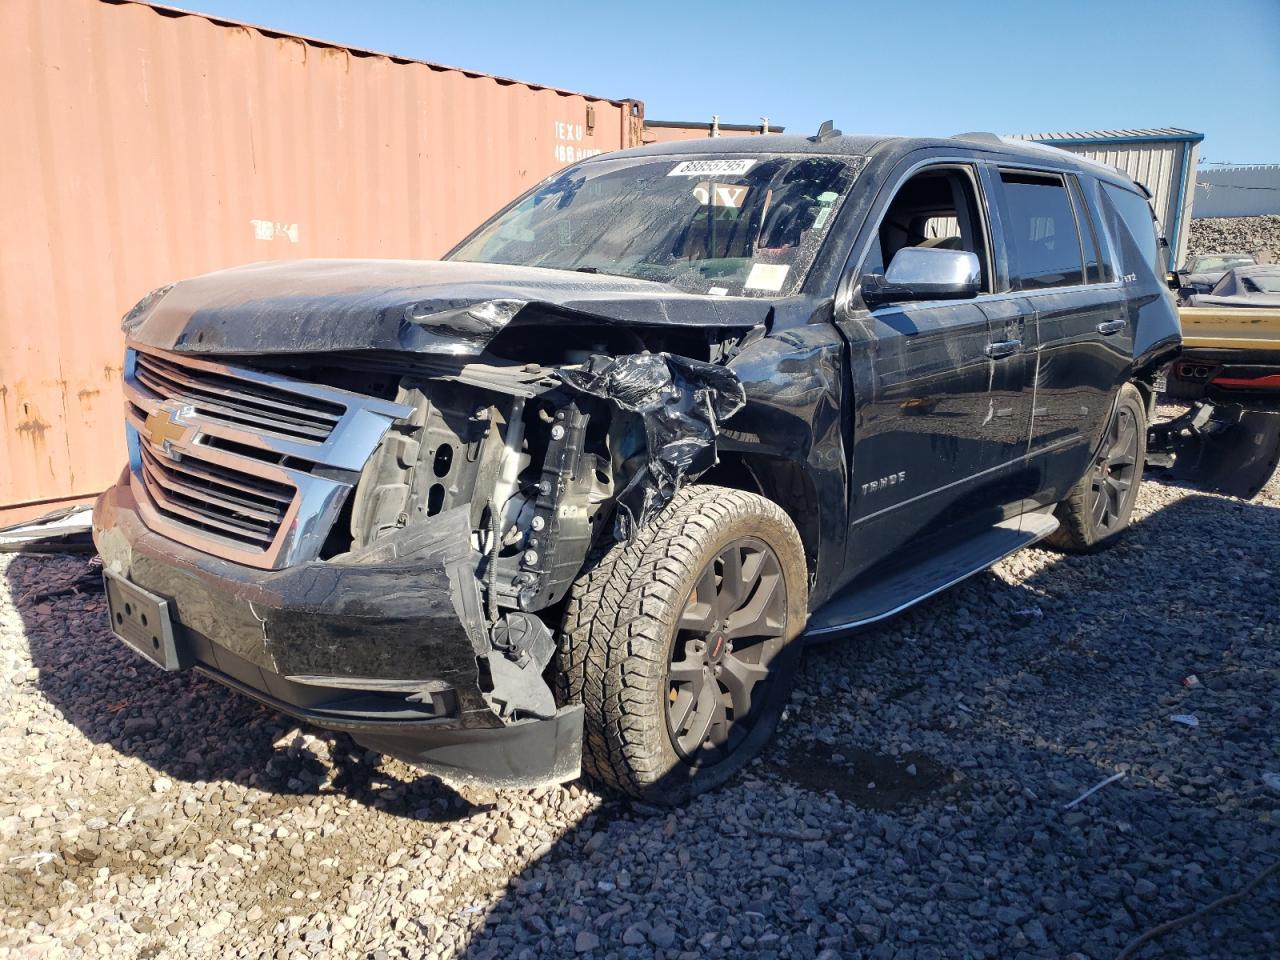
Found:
<box><xmin>836</xmin><ymin>160</ymin><xmax>1018</xmax><ymax>579</ymax></box>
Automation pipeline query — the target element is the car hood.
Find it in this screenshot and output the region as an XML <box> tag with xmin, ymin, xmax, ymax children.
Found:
<box><xmin>1189</xmin><ymin>292</ymin><xmax>1280</xmax><ymax>309</ymax></box>
<box><xmin>123</xmin><ymin>259</ymin><xmax>772</xmax><ymax>357</ymax></box>
<box><xmin>1185</xmin><ymin>271</ymin><xmax>1226</xmax><ymax>287</ymax></box>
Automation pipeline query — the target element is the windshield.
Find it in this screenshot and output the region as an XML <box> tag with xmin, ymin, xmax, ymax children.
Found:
<box><xmin>1191</xmin><ymin>254</ymin><xmax>1255</xmax><ymax>273</ymax></box>
<box><xmin>1243</xmin><ymin>273</ymin><xmax>1280</xmax><ymax>294</ymax></box>
<box><xmin>448</xmin><ymin>154</ymin><xmax>865</xmax><ymax>297</ymax></box>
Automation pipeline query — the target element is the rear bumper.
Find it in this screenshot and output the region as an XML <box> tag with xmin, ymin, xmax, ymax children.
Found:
<box><xmin>91</xmin><ymin>476</ymin><xmax>581</xmax><ymax>788</ymax></box>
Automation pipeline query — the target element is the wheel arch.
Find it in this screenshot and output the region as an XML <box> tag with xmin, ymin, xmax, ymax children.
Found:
<box><xmin>696</xmin><ymin>452</ymin><xmax>822</xmax><ymax>584</ymax></box>
<box><xmin>1128</xmin><ymin>375</ymin><xmax>1157</xmax><ymax>422</ymax></box>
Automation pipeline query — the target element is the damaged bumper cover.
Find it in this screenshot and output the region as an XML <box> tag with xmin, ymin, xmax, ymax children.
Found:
<box><xmin>1147</xmin><ymin>402</ymin><xmax>1280</xmax><ymax>500</ymax></box>
<box><xmin>92</xmin><ymin>479</ymin><xmax>583</xmax><ymax>788</ymax></box>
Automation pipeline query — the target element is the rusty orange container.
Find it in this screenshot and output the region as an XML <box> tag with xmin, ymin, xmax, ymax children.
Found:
<box><xmin>0</xmin><ymin>0</ymin><xmax>643</xmax><ymax>522</ymax></box>
<box><xmin>642</xmin><ymin>119</ymin><xmax>781</xmax><ymax>145</ymax></box>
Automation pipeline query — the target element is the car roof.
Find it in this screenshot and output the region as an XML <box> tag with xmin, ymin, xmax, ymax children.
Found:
<box><xmin>1233</xmin><ymin>264</ymin><xmax>1280</xmax><ymax>276</ymax></box>
<box><xmin>604</xmin><ymin>131</ymin><xmax>1138</xmax><ymax>188</ymax></box>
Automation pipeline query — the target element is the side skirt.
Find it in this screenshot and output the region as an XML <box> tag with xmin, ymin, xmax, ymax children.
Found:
<box><xmin>801</xmin><ymin>513</ymin><xmax>1059</xmax><ymax>642</ymax></box>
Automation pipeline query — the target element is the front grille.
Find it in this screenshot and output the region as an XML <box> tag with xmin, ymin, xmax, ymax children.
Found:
<box><xmin>123</xmin><ymin>347</ymin><xmax>412</xmax><ymax>568</ymax></box>
<box><xmin>138</xmin><ymin>443</ymin><xmax>294</xmax><ymax>551</ymax></box>
<box><xmin>133</xmin><ymin>351</ymin><xmax>343</xmax><ymax>444</ymax></box>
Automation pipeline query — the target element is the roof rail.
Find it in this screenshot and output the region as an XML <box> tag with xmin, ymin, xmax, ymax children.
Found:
<box><xmin>952</xmin><ymin>132</ymin><xmax>1004</xmax><ymax>144</ymax></box>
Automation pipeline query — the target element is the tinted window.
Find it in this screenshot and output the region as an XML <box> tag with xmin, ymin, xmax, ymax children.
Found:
<box><xmin>1100</xmin><ymin>183</ymin><xmax>1160</xmax><ymax>276</ymax></box>
<box><xmin>999</xmin><ymin>172</ymin><xmax>1085</xmax><ymax>290</ymax></box>
<box><xmin>1069</xmin><ymin>177</ymin><xmax>1113</xmax><ymax>283</ymax></box>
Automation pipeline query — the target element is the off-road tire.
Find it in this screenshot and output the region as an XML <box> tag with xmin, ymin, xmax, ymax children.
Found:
<box><xmin>555</xmin><ymin>485</ymin><xmax>808</xmax><ymax>804</ymax></box>
<box><xmin>1046</xmin><ymin>383</ymin><xmax>1147</xmax><ymax>552</ymax></box>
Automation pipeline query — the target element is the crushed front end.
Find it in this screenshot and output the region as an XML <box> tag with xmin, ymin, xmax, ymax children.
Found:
<box><xmin>93</xmin><ymin>294</ymin><xmax>750</xmax><ymax>788</ymax></box>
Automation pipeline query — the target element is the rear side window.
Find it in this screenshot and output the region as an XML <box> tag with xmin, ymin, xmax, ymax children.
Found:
<box><xmin>1099</xmin><ymin>183</ymin><xmax>1161</xmax><ymax>277</ymax></box>
<box><xmin>999</xmin><ymin>171</ymin><xmax>1085</xmax><ymax>290</ymax></box>
<box><xmin>1069</xmin><ymin>177</ymin><xmax>1113</xmax><ymax>284</ymax></box>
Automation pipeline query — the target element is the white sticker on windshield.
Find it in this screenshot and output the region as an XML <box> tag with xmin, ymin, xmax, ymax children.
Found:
<box><xmin>692</xmin><ymin>182</ymin><xmax>750</xmax><ymax>208</ymax></box>
<box><xmin>744</xmin><ymin>263</ymin><xmax>790</xmax><ymax>292</ymax></box>
<box><xmin>667</xmin><ymin>158</ymin><xmax>757</xmax><ymax>177</ymax></box>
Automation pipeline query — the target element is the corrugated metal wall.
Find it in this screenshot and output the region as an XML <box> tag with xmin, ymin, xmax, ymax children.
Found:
<box><xmin>1062</xmin><ymin>142</ymin><xmax>1199</xmax><ymax>267</ymax></box>
<box><xmin>1012</xmin><ymin>130</ymin><xmax>1202</xmax><ymax>270</ymax></box>
<box><xmin>0</xmin><ymin>0</ymin><xmax>643</xmax><ymax>521</ymax></box>
<box><xmin>1194</xmin><ymin>166</ymin><xmax>1280</xmax><ymax>219</ymax></box>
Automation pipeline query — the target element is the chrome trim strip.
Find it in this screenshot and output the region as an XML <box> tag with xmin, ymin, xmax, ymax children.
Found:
<box><xmin>123</xmin><ymin>346</ymin><xmax>413</xmax><ymax>570</ymax></box>
<box><xmin>851</xmin><ymin>434</ymin><xmax>1077</xmax><ymax>528</ymax></box>
<box><xmin>126</xmin><ymin>347</ymin><xmax>410</xmax><ymax>473</ymax></box>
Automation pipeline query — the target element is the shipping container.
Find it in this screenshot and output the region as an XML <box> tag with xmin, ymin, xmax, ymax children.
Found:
<box><xmin>0</xmin><ymin>0</ymin><xmax>643</xmax><ymax>522</ymax></box>
<box><xmin>642</xmin><ymin>118</ymin><xmax>783</xmax><ymax>145</ymax></box>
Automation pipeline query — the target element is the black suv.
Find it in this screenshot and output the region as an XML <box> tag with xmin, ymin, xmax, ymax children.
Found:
<box><xmin>93</xmin><ymin>131</ymin><xmax>1180</xmax><ymax>802</ymax></box>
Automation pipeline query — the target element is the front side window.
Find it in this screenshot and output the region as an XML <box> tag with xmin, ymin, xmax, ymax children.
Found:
<box><xmin>999</xmin><ymin>171</ymin><xmax>1085</xmax><ymax>290</ymax></box>
<box><xmin>861</xmin><ymin>165</ymin><xmax>992</xmax><ymax>293</ymax></box>
<box><xmin>449</xmin><ymin>154</ymin><xmax>865</xmax><ymax>297</ymax></box>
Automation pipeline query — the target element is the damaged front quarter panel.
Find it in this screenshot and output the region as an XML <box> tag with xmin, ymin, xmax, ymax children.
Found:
<box><xmin>558</xmin><ymin>352</ymin><xmax>747</xmax><ymax>539</ymax></box>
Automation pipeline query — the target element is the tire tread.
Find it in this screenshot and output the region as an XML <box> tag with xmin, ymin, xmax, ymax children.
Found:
<box><xmin>555</xmin><ymin>485</ymin><xmax>806</xmax><ymax>799</ymax></box>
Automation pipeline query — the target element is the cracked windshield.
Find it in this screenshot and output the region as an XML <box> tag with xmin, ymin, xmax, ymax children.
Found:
<box><xmin>450</xmin><ymin>155</ymin><xmax>862</xmax><ymax>296</ymax></box>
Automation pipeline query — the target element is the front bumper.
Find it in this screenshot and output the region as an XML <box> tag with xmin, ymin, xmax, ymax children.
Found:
<box><xmin>92</xmin><ymin>477</ymin><xmax>581</xmax><ymax>788</ymax></box>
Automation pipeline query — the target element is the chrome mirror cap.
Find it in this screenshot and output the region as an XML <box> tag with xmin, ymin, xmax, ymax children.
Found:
<box><xmin>864</xmin><ymin>247</ymin><xmax>981</xmax><ymax>306</ymax></box>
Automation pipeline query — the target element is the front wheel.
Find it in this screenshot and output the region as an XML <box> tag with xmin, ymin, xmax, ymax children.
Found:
<box><xmin>1046</xmin><ymin>382</ymin><xmax>1147</xmax><ymax>552</ymax></box>
<box><xmin>556</xmin><ymin>485</ymin><xmax>808</xmax><ymax>804</ymax></box>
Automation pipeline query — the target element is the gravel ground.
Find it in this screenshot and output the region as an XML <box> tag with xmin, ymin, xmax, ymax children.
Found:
<box><xmin>1186</xmin><ymin>215</ymin><xmax>1280</xmax><ymax>262</ymax></box>
<box><xmin>2</xmin><ymin>430</ymin><xmax>1277</xmax><ymax>959</ymax></box>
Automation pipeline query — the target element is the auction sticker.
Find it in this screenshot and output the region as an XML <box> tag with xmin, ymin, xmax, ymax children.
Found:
<box><xmin>744</xmin><ymin>263</ymin><xmax>790</xmax><ymax>292</ymax></box>
<box><xmin>668</xmin><ymin>158</ymin><xmax>757</xmax><ymax>177</ymax></box>
<box><xmin>692</xmin><ymin>182</ymin><xmax>750</xmax><ymax>208</ymax></box>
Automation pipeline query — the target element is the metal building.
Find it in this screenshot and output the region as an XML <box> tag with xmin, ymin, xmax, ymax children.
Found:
<box><xmin>1010</xmin><ymin>128</ymin><xmax>1204</xmax><ymax>269</ymax></box>
<box><xmin>1193</xmin><ymin>165</ymin><xmax>1280</xmax><ymax>219</ymax></box>
<box><xmin>0</xmin><ymin>0</ymin><xmax>643</xmax><ymax>522</ymax></box>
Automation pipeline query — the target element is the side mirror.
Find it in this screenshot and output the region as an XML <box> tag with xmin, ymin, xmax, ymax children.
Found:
<box><xmin>862</xmin><ymin>247</ymin><xmax>981</xmax><ymax>306</ymax></box>
<box><xmin>1168</xmin><ymin>270</ymin><xmax>1186</xmax><ymax>291</ymax></box>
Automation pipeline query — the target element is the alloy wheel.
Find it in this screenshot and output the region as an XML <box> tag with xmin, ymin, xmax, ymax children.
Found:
<box><xmin>665</xmin><ymin>537</ymin><xmax>788</xmax><ymax>763</ymax></box>
<box><xmin>1089</xmin><ymin>404</ymin><xmax>1140</xmax><ymax>534</ymax></box>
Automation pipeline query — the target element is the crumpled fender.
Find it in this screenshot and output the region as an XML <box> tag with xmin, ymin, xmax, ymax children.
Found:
<box><xmin>559</xmin><ymin>353</ymin><xmax>747</xmax><ymax>538</ymax></box>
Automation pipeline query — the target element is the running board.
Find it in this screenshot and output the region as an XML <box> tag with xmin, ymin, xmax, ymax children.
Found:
<box><xmin>802</xmin><ymin>513</ymin><xmax>1059</xmax><ymax>642</ymax></box>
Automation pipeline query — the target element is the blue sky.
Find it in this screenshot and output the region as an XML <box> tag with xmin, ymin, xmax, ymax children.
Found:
<box><xmin>176</xmin><ymin>0</ymin><xmax>1278</xmax><ymax>163</ymax></box>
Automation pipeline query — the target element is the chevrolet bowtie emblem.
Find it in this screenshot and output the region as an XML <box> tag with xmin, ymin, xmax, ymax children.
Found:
<box><xmin>143</xmin><ymin>403</ymin><xmax>196</xmax><ymax>457</ymax></box>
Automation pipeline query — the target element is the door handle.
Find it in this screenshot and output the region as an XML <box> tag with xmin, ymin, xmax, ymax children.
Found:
<box><xmin>985</xmin><ymin>339</ymin><xmax>1021</xmax><ymax>359</ymax></box>
<box><xmin>1096</xmin><ymin>319</ymin><xmax>1127</xmax><ymax>336</ymax></box>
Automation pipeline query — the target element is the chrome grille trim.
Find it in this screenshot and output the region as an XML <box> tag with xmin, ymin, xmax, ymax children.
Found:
<box><xmin>133</xmin><ymin>352</ymin><xmax>342</xmax><ymax>442</ymax></box>
<box><xmin>123</xmin><ymin>346</ymin><xmax>413</xmax><ymax>569</ymax></box>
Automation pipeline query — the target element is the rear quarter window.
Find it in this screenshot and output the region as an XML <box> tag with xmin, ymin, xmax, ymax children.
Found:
<box><xmin>1099</xmin><ymin>183</ymin><xmax>1161</xmax><ymax>278</ymax></box>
